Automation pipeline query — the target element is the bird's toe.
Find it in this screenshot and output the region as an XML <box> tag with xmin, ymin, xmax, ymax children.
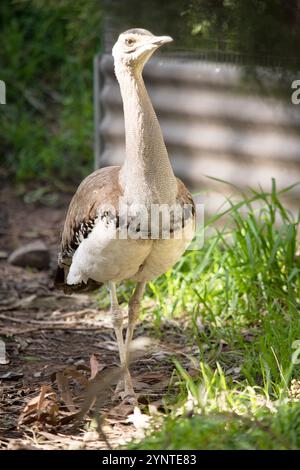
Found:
<box><xmin>113</xmin><ymin>381</ymin><xmax>138</xmax><ymax>405</ymax></box>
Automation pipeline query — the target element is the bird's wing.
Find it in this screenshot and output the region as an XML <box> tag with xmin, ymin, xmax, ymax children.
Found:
<box><xmin>54</xmin><ymin>166</ymin><xmax>122</xmax><ymax>293</ymax></box>
<box><xmin>176</xmin><ymin>177</ymin><xmax>196</xmax><ymax>226</ymax></box>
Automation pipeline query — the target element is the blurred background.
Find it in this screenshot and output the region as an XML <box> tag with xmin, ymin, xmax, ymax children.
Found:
<box><xmin>1</xmin><ymin>0</ymin><xmax>300</xmax><ymax>215</ymax></box>
<box><xmin>98</xmin><ymin>0</ymin><xmax>300</xmax><ymax>216</ymax></box>
<box><xmin>1</xmin><ymin>0</ymin><xmax>101</xmax><ymax>186</ymax></box>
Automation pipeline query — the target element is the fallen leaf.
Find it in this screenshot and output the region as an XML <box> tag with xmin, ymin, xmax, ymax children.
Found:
<box><xmin>90</xmin><ymin>354</ymin><xmax>106</xmax><ymax>380</ymax></box>
<box><xmin>18</xmin><ymin>385</ymin><xmax>59</xmax><ymax>427</ymax></box>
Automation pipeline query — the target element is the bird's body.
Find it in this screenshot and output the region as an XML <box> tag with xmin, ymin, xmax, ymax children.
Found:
<box><xmin>57</xmin><ymin>166</ymin><xmax>194</xmax><ymax>286</ymax></box>
<box><xmin>55</xmin><ymin>29</ymin><xmax>195</xmax><ymax>401</ymax></box>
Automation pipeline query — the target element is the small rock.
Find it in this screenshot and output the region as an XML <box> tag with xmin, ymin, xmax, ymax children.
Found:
<box><xmin>8</xmin><ymin>240</ymin><xmax>50</xmax><ymax>269</ymax></box>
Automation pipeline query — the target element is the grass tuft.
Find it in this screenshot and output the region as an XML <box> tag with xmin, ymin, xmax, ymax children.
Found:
<box><xmin>130</xmin><ymin>180</ymin><xmax>300</xmax><ymax>449</ymax></box>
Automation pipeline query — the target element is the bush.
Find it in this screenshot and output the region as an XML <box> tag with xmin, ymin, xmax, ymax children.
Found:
<box><xmin>0</xmin><ymin>0</ymin><xmax>101</xmax><ymax>182</ymax></box>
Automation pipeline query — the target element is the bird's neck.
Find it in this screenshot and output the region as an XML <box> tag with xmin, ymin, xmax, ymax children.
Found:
<box><xmin>115</xmin><ymin>64</ymin><xmax>177</xmax><ymax>205</ymax></box>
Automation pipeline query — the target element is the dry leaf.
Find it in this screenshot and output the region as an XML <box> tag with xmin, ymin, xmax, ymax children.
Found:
<box><xmin>18</xmin><ymin>385</ymin><xmax>59</xmax><ymax>427</ymax></box>
<box><xmin>89</xmin><ymin>354</ymin><xmax>105</xmax><ymax>380</ymax></box>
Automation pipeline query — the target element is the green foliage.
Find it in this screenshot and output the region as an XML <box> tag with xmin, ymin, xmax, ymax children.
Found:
<box><xmin>129</xmin><ymin>402</ymin><xmax>300</xmax><ymax>450</ymax></box>
<box><xmin>0</xmin><ymin>0</ymin><xmax>101</xmax><ymax>182</ymax></box>
<box><xmin>128</xmin><ymin>181</ymin><xmax>300</xmax><ymax>449</ymax></box>
<box><xmin>106</xmin><ymin>0</ymin><xmax>300</xmax><ymax>102</ymax></box>
<box><xmin>185</xmin><ymin>0</ymin><xmax>300</xmax><ymax>61</ymax></box>
<box><xmin>103</xmin><ymin>0</ymin><xmax>191</xmax><ymax>48</ymax></box>
<box><xmin>106</xmin><ymin>0</ymin><xmax>300</xmax><ymax>68</ymax></box>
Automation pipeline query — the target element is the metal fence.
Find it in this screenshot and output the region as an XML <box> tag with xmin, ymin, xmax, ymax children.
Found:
<box><xmin>94</xmin><ymin>53</ymin><xmax>300</xmax><ymax>215</ymax></box>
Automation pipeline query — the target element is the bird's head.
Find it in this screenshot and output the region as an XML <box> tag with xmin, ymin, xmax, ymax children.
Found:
<box><xmin>112</xmin><ymin>28</ymin><xmax>173</xmax><ymax>73</ymax></box>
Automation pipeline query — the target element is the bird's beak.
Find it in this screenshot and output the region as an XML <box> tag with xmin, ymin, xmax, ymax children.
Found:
<box><xmin>151</xmin><ymin>35</ymin><xmax>173</xmax><ymax>47</ymax></box>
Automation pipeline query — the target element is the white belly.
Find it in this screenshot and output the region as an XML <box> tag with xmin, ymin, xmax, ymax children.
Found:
<box><xmin>67</xmin><ymin>219</ymin><xmax>152</xmax><ymax>284</ymax></box>
<box><xmin>131</xmin><ymin>217</ymin><xmax>195</xmax><ymax>282</ymax></box>
<box><xmin>67</xmin><ymin>216</ymin><xmax>194</xmax><ymax>285</ymax></box>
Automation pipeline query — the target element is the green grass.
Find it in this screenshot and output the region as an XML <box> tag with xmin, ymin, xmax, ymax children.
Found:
<box><xmin>127</xmin><ymin>180</ymin><xmax>300</xmax><ymax>450</ymax></box>
<box><xmin>128</xmin><ymin>403</ymin><xmax>300</xmax><ymax>450</ymax></box>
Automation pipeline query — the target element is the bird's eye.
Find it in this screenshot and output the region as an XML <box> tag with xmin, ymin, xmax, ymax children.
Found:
<box><xmin>125</xmin><ymin>38</ymin><xmax>135</xmax><ymax>46</ymax></box>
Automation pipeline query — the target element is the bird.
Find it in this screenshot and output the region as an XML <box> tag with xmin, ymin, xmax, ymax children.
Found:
<box><xmin>55</xmin><ymin>28</ymin><xmax>195</xmax><ymax>402</ymax></box>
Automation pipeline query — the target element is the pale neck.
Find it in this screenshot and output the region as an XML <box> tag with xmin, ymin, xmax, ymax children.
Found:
<box><xmin>115</xmin><ymin>63</ymin><xmax>177</xmax><ymax>205</ymax></box>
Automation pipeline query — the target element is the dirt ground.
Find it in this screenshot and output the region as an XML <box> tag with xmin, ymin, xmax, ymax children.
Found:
<box><xmin>0</xmin><ymin>184</ymin><xmax>196</xmax><ymax>450</ymax></box>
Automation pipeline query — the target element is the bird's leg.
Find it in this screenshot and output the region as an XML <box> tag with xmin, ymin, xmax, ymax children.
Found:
<box><xmin>108</xmin><ymin>281</ymin><xmax>126</xmax><ymax>370</ymax></box>
<box><xmin>122</xmin><ymin>282</ymin><xmax>146</xmax><ymax>398</ymax></box>
<box><xmin>108</xmin><ymin>281</ymin><xmax>145</xmax><ymax>402</ymax></box>
<box><xmin>109</xmin><ymin>281</ymin><xmax>137</xmax><ymax>403</ymax></box>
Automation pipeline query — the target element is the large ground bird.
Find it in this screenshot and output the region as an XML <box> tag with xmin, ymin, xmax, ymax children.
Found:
<box><xmin>55</xmin><ymin>29</ymin><xmax>195</xmax><ymax>401</ymax></box>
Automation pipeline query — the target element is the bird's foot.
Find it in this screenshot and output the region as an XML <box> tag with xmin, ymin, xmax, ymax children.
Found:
<box><xmin>113</xmin><ymin>379</ymin><xmax>138</xmax><ymax>405</ymax></box>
